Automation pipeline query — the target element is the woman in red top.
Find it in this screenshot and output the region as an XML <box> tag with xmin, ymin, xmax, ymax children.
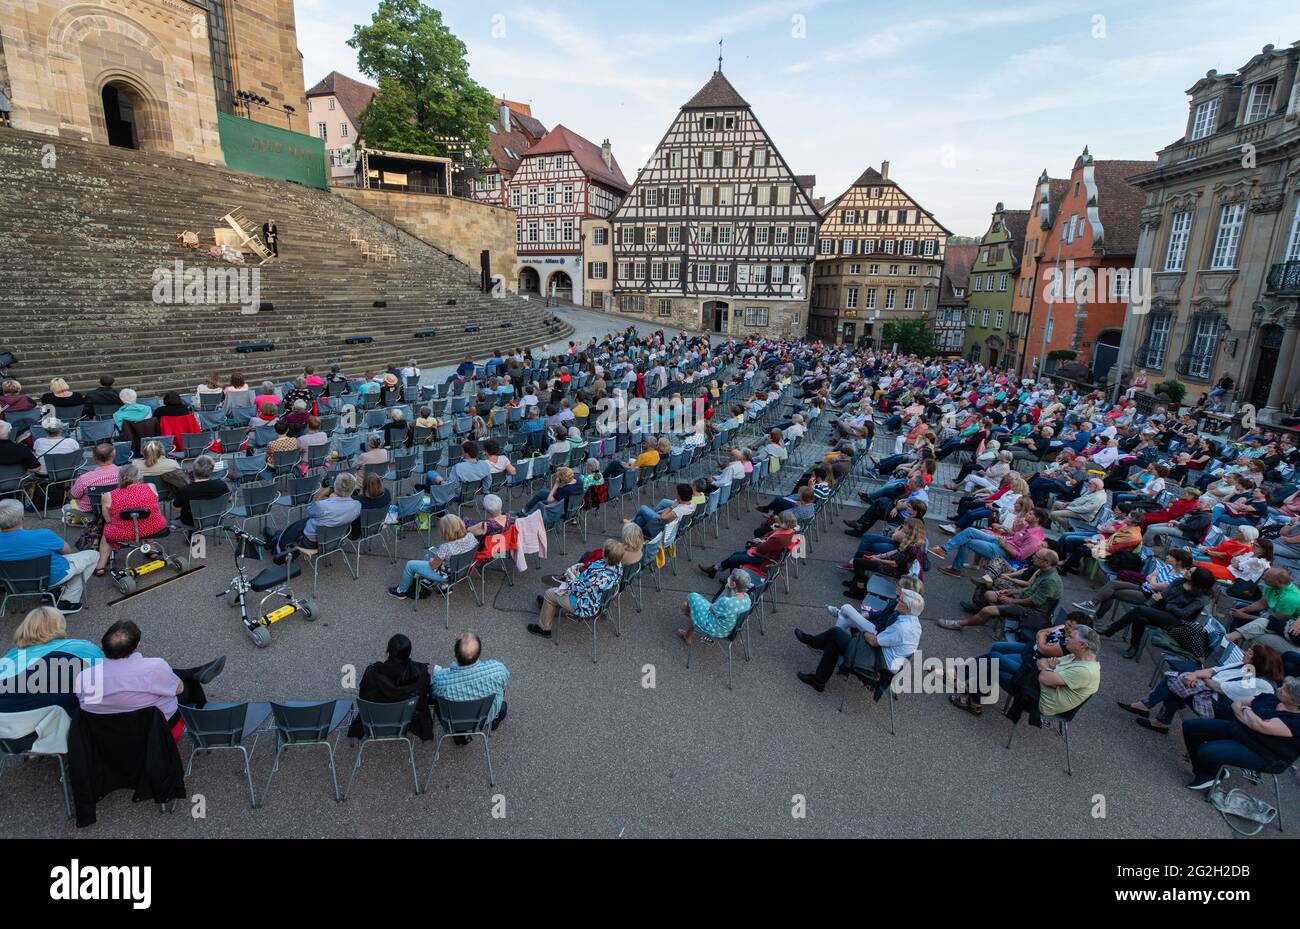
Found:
<box><xmin>96</xmin><ymin>463</ymin><xmax>169</xmax><ymax>574</ymax></box>
<box><xmin>698</xmin><ymin>511</ymin><xmax>798</xmax><ymax>579</ymax></box>
<box><xmin>1194</xmin><ymin>525</ymin><xmax>1259</xmax><ymax>579</ymax></box>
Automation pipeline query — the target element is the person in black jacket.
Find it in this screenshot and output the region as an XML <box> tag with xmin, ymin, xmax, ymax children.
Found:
<box><xmin>1101</xmin><ymin>566</ymin><xmax>1216</xmax><ymax>660</ymax></box>
<box><xmin>346</xmin><ymin>634</ymin><xmax>433</xmax><ymax>741</ymax></box>
<box><xmin>262</xmin><ymin>218</ymin><xmax>278</xmax><ymax>257</ymax></box>
<box><xmin>82</xmin><ymin>374</ymin><xmax>122</xmax><ymax>417</ymax></box>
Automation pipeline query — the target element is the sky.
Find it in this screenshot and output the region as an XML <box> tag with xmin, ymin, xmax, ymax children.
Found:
<box><xmin>295</xmin><ymin>0</ymin><xmax>1300</xmax><ymax>236</ymax></box>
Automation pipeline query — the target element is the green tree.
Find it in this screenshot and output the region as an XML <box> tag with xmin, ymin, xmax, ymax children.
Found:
<box><xmin>880</xmin><ymin>319</ymin><xmax>937</xmax><ymax>357</ymax></box>
<box><xmin>348</xmin><ymin>0</ymin><xmax>497</xmax><ymax>161</ymax></box>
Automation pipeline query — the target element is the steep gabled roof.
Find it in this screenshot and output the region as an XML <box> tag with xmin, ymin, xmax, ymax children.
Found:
<box><xmin>305</xmin><ymin>71</ymin><xmax>378</xmax><ymax>128</ymax></box>
<box><xmin>939</xmin><ymin>243</ymin><xmax>980</xmax><ymax>306</ymax></box>
<box><xmin>484</xmin><ymin>100</ymin><xmax>547</xmax><ymax>178</ymax></box>
<box><xmin>525</xmin><ymin>125</ymin><xmax>630</xmax><ymax>193</ymax></box>
<box><xmin>851</xmin><ymin>166</ymin><xmax>891</xmax><ymax>188</ymax></box>
<box><xmin>682</xmin><ymin>71</ymin><xmax>750</xmax><ymax>110</ymax></box>
<box><xmin>1092</xmin><ymin>159</ymin><xmax>1158</xmax><ymax>255</ymax></box>
<box><xmin>1001</xmin><ymin>210</ymin><xmax>1031</xmax><ymax>265</ymax></box>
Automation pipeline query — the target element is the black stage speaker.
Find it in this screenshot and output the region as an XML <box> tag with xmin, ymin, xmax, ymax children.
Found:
<box><xmin>345</xmin><ymin>335</ymin><xmax>374</xmax><ymax>345</ymax></box>
<box><xmin>236</xmin><ymin>342</ymin><xmax>274</xmax><ymax>353</ymax></box>
<box><xmin>463</xmin><ymin>325</ymin><xmax>481</xmax><ymax>333</ymax></box>
<box><xmin>414</xmin><ymin>329</ymin><xmax>437</xmax><ymax>339</ymax></box>
<box><xmin>480</xmin><ymin>249</ymin><xmax>491</xmax><ymax>293</ymax></box>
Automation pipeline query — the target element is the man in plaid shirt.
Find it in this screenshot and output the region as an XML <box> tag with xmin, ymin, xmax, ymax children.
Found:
<box><xmin>430</xmin><ymin>633</ymin><xmax>509</xmax><ymax>728</ymax></box>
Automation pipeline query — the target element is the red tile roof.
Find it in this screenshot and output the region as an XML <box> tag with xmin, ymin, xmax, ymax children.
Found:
<box><xmin>525</xmin><ymin>125</ymin><xmax>630</xmax><ymax>193</ymax></box>
<box><xmin>305</xmin><ymin>71</ymin><xmax>378</xmax><ymax>129</ymax></box>
<box><xmin>940</xmin><ymin>243</ymin><xmax>980</xmax><ymax>306</ymax></box>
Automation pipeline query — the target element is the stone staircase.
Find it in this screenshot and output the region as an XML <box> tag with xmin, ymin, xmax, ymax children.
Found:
<box><xmin>0</xmin><ymin>128</ymin><xmax>571</xmax><ymax>394</ymax></box>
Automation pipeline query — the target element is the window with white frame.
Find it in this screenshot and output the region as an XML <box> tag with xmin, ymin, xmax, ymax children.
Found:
<box><xmin>545</xmin><ymin>185</ymin><xmax>556</xmax><ymax>206</ymax></box>
<box><xmin>883</xmin><ymin>240</ymin><xmax>895</xmax><ymax>254</ymax></box>
<box><xmin>526</xmin><ymin>221</ymin><xmax>539</xmax><ymax>243</ymax></box>
<box><xmin>922</xmin><ymin>289</ymin><xmax>930</xmax><ymax>310</ymax></box>
<box><xmin>756</xmin><ymin>226</ymin><xmax>770</xmax><ymax>246</ymax></box>
<box><xmin>865</xmin><ymin>288</ymin><xmax>877</xmax><ymax>309</ymax></box>
<box><xmin>621</xmin><ymin>227</ymin><xmax>634</xmax><ymax>245</ymax></box>
<box><xmin>670</xmin><ymin>151</ymin><xmax>682</xmax><ymax>169</ymax></box>
<box><xmin>698</xmin><ymin>265</ymin><xmax>711</xmax><ymax>283</ymax></box>
<box><xmin>994</xmin><ymin>310</ymin><xmax>1004</xmax><ymax>329</ymax></box>
<box><xmin>775</xmin><ymin>227</ymin><xmax>789</xmax><ymax>245</ymax></box>
<box><xmin>668</xmin><ymin>226</ymin><xmax>681</xmax><ymax>245</ymax></box>
<box><xmin>669</xmin><ymin>187</ymin><xmax>682</xmax><ymax>207</ymax></box>
<box><xmin>1191</xmin><ymin>99</ymin><xmax>1219</xmax><ymax>140</ymax></box>
<box><xmin>1210</xmin><ymin>202</ymin><xmax>1245</xmax><ymax>269</ymax></box>
<box><xmin>771</xmin><ymin>265</ymin><xmax>784</xmax><ymax>283</ymax></box>
<box><xmin>818</xmin><ymin>238</ymin><xmax>834</xmax><ymax>255</ymax></box>
<box><xmin>753</xmin><ymin>265</ymin><xmax>767</xmax><ymax>284</ymax></box>
<box><xmin>904</xmin><ymin>290</ymin><xmax>915</xmax><ymax>310</ymax></box>
<box><xmin>509</xmin><ymin>187</ymin><xmax>521</xmax><ymax>208</ymax></box>
<box><xmin>722</xmin><ymin>150</ymin><xmax>735</xmax><ymax>168</ymax></box>
<box><xmin>968</xmin><ymin>308</ymin><xmax>977</xmax><ymax>325</ymax></box>
<box><xmin>644</xmin><ymin>189</ymin><xmax>658</xmax><ymax>207</ymax></box>
<box><xmin>701</xmin><ymin>150</ymin><xmax>715</xmax><ymax>168</ymax></box>
<box><xmin>716</xmin><ymin>265</ymin><xmax>730</xmax><ymax>284</ymax></box>
<box><xmin>1246</xmin><ymin>81</ymin><xmax>1275</xmax><ymax>123</ymax></box>
<box><xmin>1140</xmin><ymin>311</ymin><xmax>1172</xmax><ymax>368</ymax></box>
<box><xmin>907</xmin><ymin>265</ymin><xmax>919</xmax><ymax>276</ymax></box>
<box><xmin>619</xmin><ymin>294</ymin><xmax>646</xmax><ymax>313</ymax></box>
<box><xmin>717</xmin><ymin>226</ymin><xmax>732</xmax><ymax>245</ymax></box>
<box><xmin>561</xmin><ymin>219</ymin><xmax>574</xmax><ymax>242</ymax></box>
<box><xmin>700</xmin><ymin>226</ymin><xmax>713</xmax><ymax>245</ymax></box>
<box><xmin>753</xmin><ymin>148</ymin><xmax>767</xmax><ymax>166</ymax></box>
<box><xmin>528</xmin><ymin>188</ymin><xmax>539</xmax><ymax>207</ymax></box>
<box><xmin>667</xmin><ymin>261</ymin><xmax>680</xmax><ymax>280</ymax></box>
<box><xmin>592</xmin><ymin>261</ymin><xmax>608</xmax><ymax>279</ymax></box>
<box><xmin>1285</xmin><ymin>200</ymin><xmax>1300</xmax><ymax>262</ymax></box>
<box><xmin>659</xmin><ymin>299</ymin><xmax>673</xmax><ymax>316</ymax></box>
<box><xmin>868</xmin><ymin>264</ymin><xmax>880</xmax><ymax>275</ymax></box>
<box><xmin>651</xmin><ymin>262</ymin><xmax>664</xmax><ymax>280</ymax></box>
<box><xmin>1184</xmin><ymin>313</ymin><xmax>1222</xmax><ymax>379</ymax></box>
<box><xmin>794</xmin><ymin>226</ymin><xmax>810</xmax><ymax>246</ymax></box>
<box><xmin>617</xmin><ymin>262</ymin><xmax>631</xmax><ymax>279</ymax></box>
<box><xmin>744</xmin><ymin>306</ymin><xmax>769</xmax><ymax>327</ymax></box>
<box><xmin>840</xmin><ymin>239</ymin><xmax>855</xmax><ymax>255</ymax></box>
<box><xmin>1164</xmin><ymin>211</ymin><xmax>1193</xmax><ymax>271</ymax></box>
<box><xmin>922</xmin><ymin>239</ymin><xmax>937</xmax><ymax>256</ymax></box>
<box><xmin>998</xmin><ymin>273</ymin><xmax>1009</xmax><ymax>291</ymax></box>
<box><xmin>646</xmin><ymin>227</ymin><xmax>658</xmax><ymax>246</ymax></box>
<box><xmin>846</xmin><ymin>287</ymin><xmax>859</xmax><ymax>309</ymax></box>
<box><xmin>849</xmin><ymin>263</ymin><xmax>861</xmax><ymax>275</ymax></box>
<box><xmin>885</xmin><ymin>289</ymin><xmax>897</xmax><ymax>310</ymax></box>
<box><xmin>593</xmin><ymin>227</ymin><xmax>608</xmax><ymax>246</ymax></box>
<box><xmin>902</xmin><ymin>240</ymin><xmax>915</xmax><ymax>256</ymax></box>
<box><xmin>699</xmin><ymin>186</ymin><xmax>714</xmax><ymax>206</ymax></box>
<box><xmin>562</xmin><ymin>184</ymin><xmax>574</xmax><ymax>204</ymax></box>
<box><xmin>981</xmin><ymin>309</ymin><xmax>990</xmax><ymax>327</ymax></box>
<box><xmin>633</xmin><ymin>261</ymin><xmax>646</xmax><ymax>279</ymax></box>
<box><xmin>842</xmin><ymin>210</ymin><xmax>858</xmax><ymax>224</ymax></box>
<box><xmin>888</xmin><ymin>265</ymin><xmax>899</xmax><ymax>276</ymax></box>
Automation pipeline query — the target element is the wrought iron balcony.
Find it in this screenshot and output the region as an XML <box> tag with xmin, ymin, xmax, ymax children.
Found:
<box><xmin>1266</xmin><ymin>260</ymin><xmax>1300</xmax><ymax>295</ymax></box>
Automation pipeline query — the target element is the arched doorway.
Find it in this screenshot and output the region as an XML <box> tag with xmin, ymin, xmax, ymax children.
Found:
<box><xmin>1092</xmin><ymin>329</ymin><xmax>1122</xmax><ymax>383</ymax></box>
<box><xmin>704</xmin><ymin>300</ymin><xmax>729</xmax><ymax>333</ymax></box>
<box><xmin>102</xmin><ymin>82</ymin><xmax>141</xmax><ymax>149</ymax></box>
<box><xmin>519</xmin><ymin>267</ymin><xmax>540</xmax><ymax>294</ymax></box>
<box><xmin>1249</xmin><ymin>325</ymin><xmax>1284</xmax><ymax>408</ymax></box>
<box><xmin>985</xmin><ymin>335</ymin><xmax>1003</xmax><ymax>369</ymax></box>
<box><xmin>548</xmin><ymin>270</ymin><xmax>573</xmax><ymax>303</ymax></box>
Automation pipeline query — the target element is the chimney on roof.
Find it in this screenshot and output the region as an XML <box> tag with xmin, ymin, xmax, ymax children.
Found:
<box><xmin>601</xmin><ymin>139</ymin><xmax>612</xmax><ymax>170</ymax></box>
<box><xmin>500</xmin><ymin>103</ymin><xmax>512</xmax><ymax>133</ymax></box>
<box><xmin>881</xmin><ymin>160</ymin><xmax>890</xmax><ymax>181</ymax></box>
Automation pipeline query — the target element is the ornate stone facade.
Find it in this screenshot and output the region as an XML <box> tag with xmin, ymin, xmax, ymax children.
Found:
<box><xmin>1</xmin><ymin>0</ymin><xmax>306</xmax><ymax>165</ymax></box>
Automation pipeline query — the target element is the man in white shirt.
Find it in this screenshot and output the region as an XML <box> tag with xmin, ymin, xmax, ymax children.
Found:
<box><xmin>712</xmin><ymin>449</ymin><xmax>745</xmax><ymax>488</ymax></box>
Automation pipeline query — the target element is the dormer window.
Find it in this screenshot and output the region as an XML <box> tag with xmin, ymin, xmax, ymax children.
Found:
<box><xmin>1190</xmin><ymin>98</ymin><xmax>1219</xmax><ymax>140</ymax></box>
<box><xmin>1246</xmin><ymin>81</ymin><xmax>1276</xmax><ymax>123</ymax></box>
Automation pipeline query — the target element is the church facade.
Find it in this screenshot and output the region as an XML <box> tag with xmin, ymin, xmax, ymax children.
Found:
<box><xmin>0</xmin><ymin>0</ymin><xmax>307</xmax><ymax>165</ymax></box>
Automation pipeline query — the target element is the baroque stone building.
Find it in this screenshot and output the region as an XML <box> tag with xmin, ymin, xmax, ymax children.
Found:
<box><xmin>1120</xmin><ymin>41</ymin><xmax>1300</xmax><ymax>417</ymax></box>
<box><xmin>0</xmin><ymin>0</ymin><xmax>307</xmax><ymax>165</ymax></box>
<box><xmin>610</xmin><ymin>70</ymin><xmax>820</xmax><ymax>338</ymax></box>
<box><xmin>809</xmin><ymin>161</ymin><xmax>950</xmax><ymax>346</ymax></box>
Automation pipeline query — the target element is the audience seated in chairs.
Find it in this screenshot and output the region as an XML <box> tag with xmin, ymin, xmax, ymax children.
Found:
<box><xmin>271</xmin><ymin>472</ymin><xmax>361</xmax><ymax>556</ymax></box>
<box><xmin>529</xmin><ymin>539</ymin><xmax>624</xmax><ymax>639</ymax></box>
<box><xmin>0</xmin><ymin>606</ymin><xmax>103</xmax><ymax>713</ymax></box>
<box><xmin>1181</xmin><ymin>677</ymin><xmax>1300</xmax><ymax>791</ymax></box>
<box><xmin>95</xmin><ymin>463</ymin><xmax>168</xmax><ymax>576</ymax></box>
<box><xmin>0</xmin><ymin>379</ymin><xmax>36</xmax><ymax>417</ymax></box>
<box><xmin>842</xmin><ymin>517</ymin><xmax>927</xmax><ymax>600</ymax></box>
<box><xmin>517</xmin><ymin>467</ymin><xmax>582</xmax><ymax>527</ymax></box>
<box><xmin>1119</xmin><ymin>644</ymin><xmax>1285</xmax><ymax>734</ymax></box>
<box><xmin>74</xmin><ymin>619</ymin><xmax>225</xmax><ymax>743</ymax></box>
<box><xmin>467</xmin><ymin>494</ymin><xmax>512</xmax><ymax>538</ymax></box>
<box><xmin>111</xmin><ymin>388</ymin><xmax>151</xmax><ymax>429</ymax></box>
<box><xmin>1099</xmin><ymin>565</ymin><xmax>1217</xmax><ymax>660</ymax></box>
<box><xmin>389</xmin><ymin>514</ymin><xmax>478</xmax><ymax>599</ymax></box>
<box><xmin>64</xmin><ymin>442</ymin><xmax>119</xmax><ymax>524</ymax></box>
<box><xmin>678</xmin><ymin>569</ymin><xmax>752</xmax><ymax>645</ymax></box>
<box><xmin>938</xmin><ymin>549</ymin><xmax>1062</xmax><ymax>633</ymax></box>
<box><xmin>430</xmin><ymin>632</ymin><xmax>509</xmax><ymax>737</ymax></box>
<box><xmin>133</xmin><ymin>440</ymin><xmax>187</xmax><ymax>491</ymax></box>
<box><xmin>0</xmin><ymin>500</ymin><xmax>99</xmax><ymax>614</ymax></box>
<box><xmin>949</xmin><ymin>623</ymin><xmax>1101</xmax><ymax>722</ymax></box>
<box><xmin>347</xmin><ymin>633</ymin><xmax>434</xmax><ymax>741</ymax></box>
<box><xmin>429</xmin><ymin>440</ymin><xmax>492</xmax><ymax>490</ymax></box>
<box><xmin>172</xmin><ymin>455</ymin><xmax>228</xmax><ymax>531</ymax></box>
<box><xmin>1224</xmin><ymin>568</ymin><xmax>1300</xmax><ymax>656</ymax></box>
<box><xmin>633</xmin><ymin>483</ymin><xmax>695</xmax><ymax>540</ymax></box>
<box><xmin>698</xmin><ymin>511</ymin><xmax>799</xmax><ymax>581</ymax></box>
<box><xmin>794</xmin><ymin>587</ymin><xmax>924</xmax><ymax>693</ymax></box>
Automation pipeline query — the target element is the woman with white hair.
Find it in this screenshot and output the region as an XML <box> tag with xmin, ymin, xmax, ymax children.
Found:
<box><xmin>111</xmin><ymin>388</ymin><xmax>151</xmax><ymax>428</ymax></box>
<box><xmin>793</xmin><ymin>587</ymin><xmax>925</xmax><ymax>692</ymax></box>
<box><xmin>132</xmin><ymin>439</ymin><xmax>187</xmax><ymax>489</ymax></box>
<box><xmin>96</xmin><ymin>462</ymin><xmax>167</xmax><ymax>573</ymax></box>
<box><xmin>468</xmin><ymin>493</ymin><xmax>513</xmax><ymax>538</ymax></box>
<box><xmin>32</xmin><ymin>417</ymin><xmax>79</xmax><ymax>476</ymax></box>
<box><xmin>677</xmin><ymin>568</ymin><xmax>752</xmax><ymax>644</ymax></box>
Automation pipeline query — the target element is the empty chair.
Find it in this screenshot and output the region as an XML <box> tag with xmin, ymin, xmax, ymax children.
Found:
<box><xmin>310</xmin><ymin>522</ymin><xmax>356</xmax><ymax>593</ymax></box>
<box><xmin>272</xmin><ymin>475</ymin><xmax>319</xmax><ymax>529</ymax></box>
<box><xmin>0</xmin><ymin>555</ymin><xmax>57</xmax><ymax>616</ymax></box>
<box><xmin>232</xmin><ymin>452</ymin><xmax>269</xmax><ymax>484</ymax></box>
<box><xmin>262</xmin><ymin>700</ymin><xmax>353</xmax><ymax>805</ymax></box>
<box><xmin>343</xmin><ymin>697</ymin><xmax>421</xmax><ymax>800</ymax></box>
<box><xmin>227</xmin><ymin>482</ymin><xmax>279</xmax><ymax>536</ymax></box>
<box><xmin>0</xmin><ymin>708</ymin><xmax>74</xmax><ymax>819</ymax></box>
<box><xmin>178</xmin><ymin>701</ymin><xmax>272</xmax><ymax>808</ymax></box>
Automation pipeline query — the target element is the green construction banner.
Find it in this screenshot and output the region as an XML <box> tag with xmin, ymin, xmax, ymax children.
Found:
<box><xmin>218</xmin><ymin>112</ymin><xmax>327</xmax><ymax>189</ymax></box>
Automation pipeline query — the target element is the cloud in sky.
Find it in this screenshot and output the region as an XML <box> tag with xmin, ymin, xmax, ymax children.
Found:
<box><xmin>295</xmin><ymin>0</ymin><xmax>1300</xmax><ymax>234</ymax></box>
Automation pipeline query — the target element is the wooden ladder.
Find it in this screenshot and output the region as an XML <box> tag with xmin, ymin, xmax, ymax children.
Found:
<box><xmin>221</xmin><ymin>207</ymin><xmax>274</xmax><ymax>265</ymax></box>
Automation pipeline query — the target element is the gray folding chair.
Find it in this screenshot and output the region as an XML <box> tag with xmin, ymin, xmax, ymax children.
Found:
<box><xmin>310</xmin><ymin>522</ymin><xmax>356</xmax><ymax>593</ymax></box>
<box><xmin>428</xmin><ymin>695</ymin><xmax>498</xmax><ymax>787</ymax></box>
<box><xmin>227</xmin><ymin>482</ymin><xmax>278</xmax><ymax>536</ymax></box>
<box><xmin>351</xmin><ymin>505</ymin><xmax>392</xmax><ymax>564</ymax></box>
<box><xmin>0</xmin><ymin>712</ymin><xmax>73</xmax><ymax>819</ymax></box>
<box><xmin>0</xmin><ymin>555</ymin><xmax>57</xmax><ymax>615</ymax></box>
<box><xmin>36</xmin><ymin>450</ymin><xmax>84</xmax><ymax>519</ymax></box>
<box><xmin>262</xmin><ymin>700</ymin><xmax>353</xmax><ymax>804</ymax></box>
<box><xmin>411</xmin><ymin>547</ymin><xmax>480</xmax><ymax>627</ymax></box>
<box><xmin>179</xmin><ymin>701</ymin><xmax>272</xmax><ymax>808</ymax></box>
<box><xmin>344</xmin><ymin>697</ymin><xmax>421</xmax><ymax>800</ymax></box>
<box><xmin>683</xmin><ymin>599</ymin><xmax>754</xmax><ymax>690</ymax></box>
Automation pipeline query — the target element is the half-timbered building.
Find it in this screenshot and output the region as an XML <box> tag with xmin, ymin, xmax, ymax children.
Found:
<box><xmin>508</xmin><ymin>125</ymin><xmax>630</xmax><ymax>305</ymax></box>
<box><xmin>809</xmin><ymin>162</ymin><xmax>951</xmax><ymax>346</ymax></box>
<box><xmin>610</xmin><ymin>70</ymin><xmax>820</xmax><ymax>337</ymax></box>
<box><xmin>470</xmin><ymin>98</ymin><xmax>548</xmax><ymax>207</ymax></box>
